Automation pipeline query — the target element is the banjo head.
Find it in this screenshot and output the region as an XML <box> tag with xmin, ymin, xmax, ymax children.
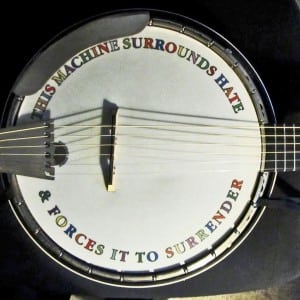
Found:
<box><xmin>3</xmin><ymin>10</ymin><xmax>276</xmax><ymax>287</ymax></box>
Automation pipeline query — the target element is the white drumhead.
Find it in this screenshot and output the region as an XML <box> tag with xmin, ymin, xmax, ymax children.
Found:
<box><xmin>9</xmin><ymin>14</ymin><xmax>271</xmax><ymax>286</ymax></box>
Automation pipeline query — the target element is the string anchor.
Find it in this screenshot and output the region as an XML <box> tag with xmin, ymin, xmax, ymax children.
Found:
<box><xmin>0</xmin><ymin>120</ymin><xmax>55</xmax><ymax>179</ymax></box>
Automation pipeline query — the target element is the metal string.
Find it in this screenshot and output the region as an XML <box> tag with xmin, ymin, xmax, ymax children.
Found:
<box><xmin>0</xmin><ymin>124</ymin><xmax>299</xmax><ymax>168</ymax></box>
<box><xmin>1</xmin><ymin>122</ymin><xmax>300</xmax><ymax>136</ymax></box>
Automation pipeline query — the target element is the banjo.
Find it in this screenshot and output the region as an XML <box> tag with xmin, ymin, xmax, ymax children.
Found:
<box><xmin>1</xmin><ymin>9</ymin><xmax>298</xmax><ymax>287</ymax></box>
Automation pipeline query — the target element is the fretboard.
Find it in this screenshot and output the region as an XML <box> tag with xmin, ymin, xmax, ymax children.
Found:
<box><xmin>264</xmin><ymin>125</ymin><xmax>300</xmax><ymax>172</ymax></box>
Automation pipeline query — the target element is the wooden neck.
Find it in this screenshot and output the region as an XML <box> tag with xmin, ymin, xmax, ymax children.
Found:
<box><xmin>264</xmin><ymin>124</ymin><xmax>299</xmax><ymax>172</ymax></box>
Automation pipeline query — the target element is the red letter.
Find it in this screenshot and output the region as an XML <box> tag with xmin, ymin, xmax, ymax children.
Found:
<box><xmin>84</xmin><ymin>238</ymin><xmax>96</xmax><ymax>251</ymax></box>
<box><xmin>231</xmin><ymin>179</ymin><xmax>243</xmax><ymax>190</ymax></box>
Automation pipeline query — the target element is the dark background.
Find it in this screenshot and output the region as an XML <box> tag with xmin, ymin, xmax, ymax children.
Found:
<box><xmin>0</xmin><ymin>1</ymin><xmax>299</xmax><ymax>299</ymax></box>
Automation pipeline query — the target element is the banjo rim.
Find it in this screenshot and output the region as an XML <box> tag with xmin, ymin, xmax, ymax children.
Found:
<box><xmin>1</xmin><ymin>9</ymin><xmax>277</xmax><ymax>287</ymax></box>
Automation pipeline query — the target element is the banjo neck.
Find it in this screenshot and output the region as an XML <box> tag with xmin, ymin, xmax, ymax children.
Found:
<box><xmin>263</xmin><ymin>124</ymin><xmax>300</xmax><ymax>172</ymax></box>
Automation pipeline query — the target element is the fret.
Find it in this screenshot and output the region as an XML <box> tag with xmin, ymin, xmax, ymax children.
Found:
<box><xmin>283</xmin><ymin>124</ymin><xmax>286</xmax><ymax>171</ymax></box>
<box><xmin>274</xmin><ymin>125</ymin><xmax>277</xmax><ymax>172</ymax></box>
<box><xmin>275</xmin><ymin>125</ymin><xmax>284</xmax><ymax>171</ymax></box>
<box><xmin>293</xmin><ymin>124</ymin><xmax>296</xmax><ymax>171</ymax></box>
<box><xmin>295</xmin><ymin>125</ymin><xmax>300</xmax><ymax>172</ymax></box>
<box><xmin>264</xmin><ymin>126</ymin><xmax>276</xmax><ymax>172</ymax></box>
<box><xmin>285</xmin><ymin>125</ymin><xmax>296</xmax><ymax>171</ymax></box>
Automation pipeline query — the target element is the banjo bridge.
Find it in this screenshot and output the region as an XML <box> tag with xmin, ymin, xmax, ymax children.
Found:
<box><xmin>107</xmin><ymin>108</ymin><xmax>118</xmax><ymax>192</ymax></box>
<box><xmin>100</xmin><ymin>99</ymin><xmax>119</xmax><ymax>192</ymax></box>
<box><xmin>0</xmin><ymin>120</ymin><xmax>55</xmax><ymax>179</ymax></box>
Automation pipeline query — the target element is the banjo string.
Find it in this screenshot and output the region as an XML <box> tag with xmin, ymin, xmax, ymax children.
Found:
<box><xmin>0</xmin><ymin>135</ymin><xmax>300</xmax><ymax>154</ymax></box>
<box><xmin>0</xmin><ymin>151</ymin><xmax>300</xmax><ymax>157</ymax></box>
<box><xmin>1</xmin><ymin>124</ymin><xmax>300</xmax><ymax>159</ymax></box>
<box><xmin>1</xmin><ymin>142</ymin><xmax>300</xmax><ymax>149</ymax></box>
<box><xmin>1</xmin><ymin>131</ymin><xmax>300</xmax><ymax>141</ymax></box>
<box><xmin>1</xmin><ymin>122</ymin><xmax>300</xmax><ymax>136</ymax></box>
